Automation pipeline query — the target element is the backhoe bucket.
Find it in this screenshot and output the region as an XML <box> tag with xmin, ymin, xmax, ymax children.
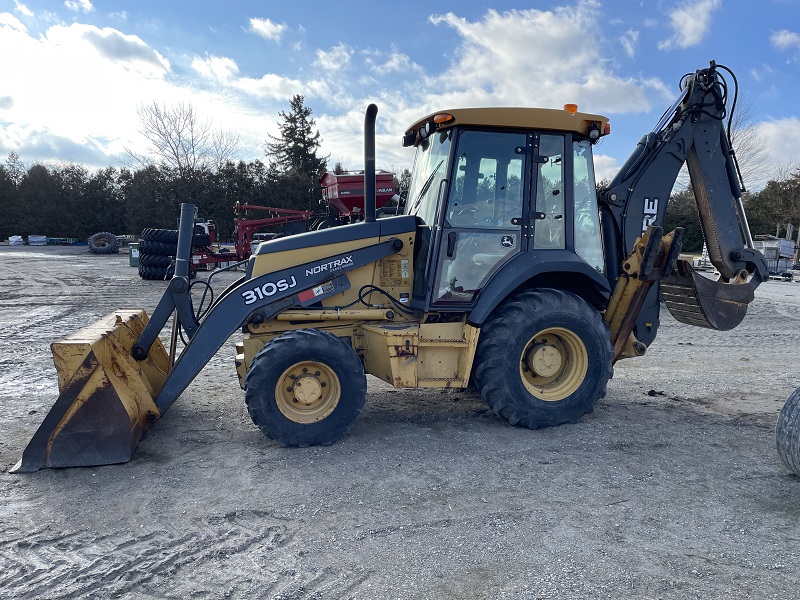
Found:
<box><xmin>660</xmin><ymin>258</ymin><xmax>758</xmax><ymax>331</ymax></box>
<box><xmin>11</xmin><ymin>309</ymin><xmax>169</xmax><ymax>473</ymax></box>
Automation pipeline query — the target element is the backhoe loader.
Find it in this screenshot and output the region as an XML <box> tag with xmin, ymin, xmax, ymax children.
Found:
<box><xmin>13</xmin><ymin>60</ymin><xmax>771</xmax><ymax>472</ymax></box>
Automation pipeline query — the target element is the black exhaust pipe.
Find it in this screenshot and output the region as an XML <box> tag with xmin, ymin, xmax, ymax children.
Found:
<box><xmin>364</xmin><ymin>103</ymin><xmax>377</xmax><ymax>223</ymax></box>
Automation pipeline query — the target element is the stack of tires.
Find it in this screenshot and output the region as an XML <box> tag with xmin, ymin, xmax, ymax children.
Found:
<box><xmin>137</xmin><ymin>227</ymin><xmax>210</xmax><ymax>280</ymax></box>
<box><xmin>88</xmin><ymin>232</ymin><xmax>119</xmax><ymax>254</ymax></box>
<box><xmin>138</xmin><ymin>228</ymin><xmax>178</xmax><ymax>280</ymax></box>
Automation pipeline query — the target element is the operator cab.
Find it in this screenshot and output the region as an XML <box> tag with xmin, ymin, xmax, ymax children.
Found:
<box><xmin>402</xmin><ymin>107</ymin><xmax>610</xmax><ymax>312</ymax></box>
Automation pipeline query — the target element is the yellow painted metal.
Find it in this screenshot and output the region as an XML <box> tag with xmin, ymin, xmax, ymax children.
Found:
<box><xmin>274</xmin><ymin>360</ymin><xmax>341</xmax><ymax>424</ymax></box>
<box><xmin>51</xmin><ymin>310</ymin><xmax>169</xmax><ymax>398</ymax></box>
<box><xmin>239</xmin><ymin>226</ymin><xmax>417</xmax><ymax>387</ymax></box>
<box><xmin>361</xmin><ymin>321</ymin><xmax>480</xmax><ymax>388</ymax></box>
<box><xmin>604</xmin><ymin>228</ymin><xmax>681</xmax><ymax>361</ymax></box>
<box><xmin>275</xmin><ymin>309</ymin><xmax>393</xmax><ymax>321</ymax></box>
<box><xmin>13</xmin><ymin>309</ymin><xmax>169</xmax><ymax>471</ymax></box>
<box><xmin>519</xmin><ymin>326</ymin><xmax>588</xmax><ymax>401</ymax></box>
<box><xmin>406</xmin><ymin>107</ymin><xmax>609</xmax><ymax>144</ymax></box>
<box><xmin>362</xmin><ymin>323</ymin><xmax>419</xmax><ymax>387</ymax></box>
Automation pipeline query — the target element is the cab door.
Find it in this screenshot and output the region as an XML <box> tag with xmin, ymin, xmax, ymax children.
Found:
<box><xmin>430</xmin><ymin>129</ymin><xmax>530</xmax><ymax>306</ymax></box>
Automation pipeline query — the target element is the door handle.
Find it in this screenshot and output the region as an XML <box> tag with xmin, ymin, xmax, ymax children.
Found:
<box><xmin>446</xmin><ymin>231</ymin><xmax>457</xmax><ymax>257</ymax></box>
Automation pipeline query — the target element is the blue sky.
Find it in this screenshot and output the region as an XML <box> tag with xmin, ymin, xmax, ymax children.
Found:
<box><xmin>1</xmin><ymin>0</ymin><xmax>799</xmax><ymax>187</ymax></box>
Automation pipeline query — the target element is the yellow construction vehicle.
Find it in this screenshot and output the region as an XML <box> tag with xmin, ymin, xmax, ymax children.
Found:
<box><xmin>13</xmin><ymin>61</ymin><xmax>771</xmax><ymax>472</ymax></box>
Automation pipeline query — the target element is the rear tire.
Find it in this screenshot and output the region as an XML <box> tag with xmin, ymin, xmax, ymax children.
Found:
<box><xmin>473</xmin><ymin>289</ymin><xmax>613</xmax><ymax>428</ymax></box>
<box><xmin>245</xmin><ymin>329</ymin><xmax>367</xmax><ymax>447</ymax></box>
<box><xmin>138</xmin><ymin>240</ymin><xmax>177</xmax><ymax>256</ymax></box>
<box><xmin>776</xmin><ymin>387</ymin><xmax>800</xmax><ymax>476</ymax></box>
<box><xmin>141</xmin><ymin>228</ymin><xmax>210</xmax><ymax>247</ymax></box>
<box><xmin>138</xmin><ymin>253</ymin><xmax>173</xmax><ymax>268</ymax></box>
<box><xmin>141</xmin><ymin>228</ymin><xmax>178</xmax><ymax>244</ymax></box>
<box><xmin>138</xmin><ymin>264</ymin><xmax>174</xmax><ymax>280</ymax></box>
<box><xmin>88</xmin><ymin>232</ymin><xmax>118</xmax><ymax>254</ymax></box>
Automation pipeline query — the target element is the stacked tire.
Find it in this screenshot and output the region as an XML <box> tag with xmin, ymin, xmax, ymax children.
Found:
<box><xmin>138</xmin><ymin>228</ymin><xmax>178</xmax><ymax>280</ymax></box>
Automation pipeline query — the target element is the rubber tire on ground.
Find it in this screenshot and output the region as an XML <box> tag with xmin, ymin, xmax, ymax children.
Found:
<box><xmin>245</xmin><ymin>329</ymin><xmax>367</xmax><ymax>447</ymax></box>
<box><xmin>138</xmin><ymin>253</ymin><xmax>173</xmax><ymax>268</ymax></box>
<box><xmin>88</xmin><ymin>232</ymin><xmax>119</xmax><ymax>254</ymax></box>
<box><xmin>138</xmin><ymin>239</ymin><xmax>177</xmax><ymax>256</ymax></box>
<box><xmin>776</xmin><ymin>386</ymin><xmax>800</xmax><ymax>476</ymax></box>
<box><xmin>138</xmin><ymin>264</ymin><xmax>174</xmax><ymax>280</ymax></box>
<box><xmin>141</xmin><ymin>228</ymin><xmax>179</xmax><ymax>244</ymax></box>
<box><xmin>473</xmin><ymin>288</ymin><xmax>614</xmax><ymax>429</ymax></box>
<box><xmin>141</xmin><ymin>227</ymin><xmax>210</xmax><ymax>247</ymax></box>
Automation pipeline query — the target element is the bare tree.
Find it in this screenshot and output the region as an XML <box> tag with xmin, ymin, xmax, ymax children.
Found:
<box><xmin>727</xmin><ymin>96</ymin><xmax>770</xmax><ymax>190</ymax></box>
<box><xmin>125</xmin><ymin>101</ymin><xmax>240</xmax><ymax>176</ymax></box>
<box><xmin>210</xmin><ymin>128</ymin><xmax>241</xmax><ymax>170</ymax></box>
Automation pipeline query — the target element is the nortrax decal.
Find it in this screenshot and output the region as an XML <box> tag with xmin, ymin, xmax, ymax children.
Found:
<box><xmin>241</xmin><ymin>276</ymin><xmax>298</xmax><ymax>305</ymax></box>
<box><xmin>305</xmin><ymin>255</ymin><xmax>353</xmax><ymax>276</ymax></box>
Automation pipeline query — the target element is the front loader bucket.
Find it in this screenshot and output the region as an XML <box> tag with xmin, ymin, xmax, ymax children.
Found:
<box><xmin>660</xmin><ymin>258</ymin><xmax>759</xmax><ymax>331</ymax></box>
<box><xmin>11</xmin><ymin>309</ymin><xmax>169</xmax><ymax>473</ymax></box>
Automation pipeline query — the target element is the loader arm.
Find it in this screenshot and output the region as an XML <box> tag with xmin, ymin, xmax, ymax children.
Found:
<box><xmin>148</xmin><ymin>236</ymin><xmax>404</xmax><ymax>415</ymax></box>
<box><xmin>600</xmin><ymin>61</ymin><xmax>768</xmax><ymax>351</ymax></box>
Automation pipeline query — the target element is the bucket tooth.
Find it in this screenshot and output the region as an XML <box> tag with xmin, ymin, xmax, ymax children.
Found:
<box><xmin>11</xmin><ymin>310</ymin><xmax>169</xmax><ymax>473</ymax></box>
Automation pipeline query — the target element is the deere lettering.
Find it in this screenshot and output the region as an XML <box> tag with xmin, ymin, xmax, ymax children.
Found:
<box><xmin>241</xmin><ymin>276</ymin><xmax>297</xmax><ymax>305</ymax></box>
<box><xmin>306</xmin><ymin>255</ymin><xmax>354</xmax><ymax>276</ymax></box>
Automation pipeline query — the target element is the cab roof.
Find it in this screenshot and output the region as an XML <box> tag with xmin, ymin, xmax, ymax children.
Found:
<box><xmin>405</xmin><ymin>107</ymin><xmax>609</xmax><ymax>147</ymax></box>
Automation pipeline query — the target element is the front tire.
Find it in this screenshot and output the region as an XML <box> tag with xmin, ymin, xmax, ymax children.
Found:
<box><xmin>245</xmin><ymin>329</ymin><xmax>367</xmax><ymax>446</ymax></box>
<box><xmin>473</xmin><ymin>289</ymin><xmax>613</xmax><ymax>429</ymax></box>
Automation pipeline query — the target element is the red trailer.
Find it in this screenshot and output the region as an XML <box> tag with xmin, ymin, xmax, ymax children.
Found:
<box><xmin>317</xmin><ymin>170</ymin><xmax>396</xmax><ymax>228</ymax></box>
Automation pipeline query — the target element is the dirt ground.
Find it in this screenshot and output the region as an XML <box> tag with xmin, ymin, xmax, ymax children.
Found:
<box><xmin>1</xmin><ymin>245</ymin><xmax>799</xmax><ymax>599</ymax></box>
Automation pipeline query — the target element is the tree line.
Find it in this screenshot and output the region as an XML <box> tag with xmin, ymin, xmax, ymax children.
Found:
<box><xmin>0</xmin><ymin>155</ymin><xmax>324</xmax><ymax>242</ymax></box>
<box><xmin>663</xmin><ymin>168</ymin><xmax>800</xmax><ymax>252</ymax></box>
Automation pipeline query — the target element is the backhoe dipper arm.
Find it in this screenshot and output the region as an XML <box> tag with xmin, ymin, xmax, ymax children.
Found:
<box><xmin>599</xmin><ymin>61</ymin><xmax>768</xmax><ymax>345</ymax></box>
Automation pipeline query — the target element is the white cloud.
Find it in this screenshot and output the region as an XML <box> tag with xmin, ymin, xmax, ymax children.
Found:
<box><xmin>753</xmin><ymin>118</ymin><xmax>800</xmax><ymax>183</ymax></box>
<box><xmin>314</xmin><ymin>43</ymin><xmax>352</xmax><ymax>71</ymax></box>
<box><xmin>13</xmin><ymin>1</ymin><xmax>33</xmax><ymax>17</ymax></box>
<box><xmin>426</xmin><ymin>3</ymin><xmax>652</xmax><ymax>114</ymax></box>
<box><xmin>374</xmin><ymin>52</ymin><xmax>423</xmax><ymax>74</ymax></box>
<box><xmin>658</xmin><ymin>0</ymin><xmax>721</xmax><ymax>50</ymax></box>
<box><xmin>234</xmin><ymin>72</ymin><xmax>329</xmax><ymax>100</ymax></box>
<box><xmin>192</xmin><ymin>54</ymin><xmax>240</xmax><ymax>82</ymax></box>
<box><xmin>592</xmin><ymin>153</ymin><xmax>621</xmax><ymax>183</ymax></box>
<box><xmin>64</xmin><ymin>0</ymin><xmax>94</xmax><ymax>14</ymax></box>
<box><xmin>249</xmin><ymin>18</ymin><xmax>285</xmax><ymax>42</ymax></box>
<box><xmin>620</xmin><ymin>29</ymin><xmax>639</xmax><ymax>58</ymax></box>
<box><xmin>750</xmin><ymin>64</ymin><xmax>775</xmax><ymax>83</ymax></box>
<box><xmin>771</xmin><ymin>29</ymin><xmax>800</xmax><ymax>57</ymax></box>
<box><xmin>0</xmin><ymin>12</ymin><xmax>27</xmax><ymax>31</ymax></box>
<box><xmin>0</xmin><ymin>20</ymin><xmax>176</xmax><ymax>166</ymax></box>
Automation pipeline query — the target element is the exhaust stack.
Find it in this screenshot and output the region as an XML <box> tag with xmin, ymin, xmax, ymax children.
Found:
<box><xmin>364</xmin><ymin>103</ymin><xmax>377</xmax><ymax>223</ymax></box>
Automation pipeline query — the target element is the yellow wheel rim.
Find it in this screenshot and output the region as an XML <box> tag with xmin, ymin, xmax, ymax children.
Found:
<box><xmin>275</xmin><ymin>361</ymin><xmax>341</xmax><ymax>424</ymax></box>
<box><xmin>519</xmin><ymin>327</ymin><xmax>588</xmax><ymax>401</ymax></box>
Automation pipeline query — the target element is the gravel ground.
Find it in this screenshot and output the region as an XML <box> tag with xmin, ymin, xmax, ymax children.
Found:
<box><xmin>1</xmin><ymin>245</ymin><xmax>799</xmax><ymax>599</ymax></box>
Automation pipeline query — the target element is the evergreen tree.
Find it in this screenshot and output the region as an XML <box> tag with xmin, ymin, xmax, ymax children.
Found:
<box><xmin>265</xmin><ymin>95</ymin><xmax>328</xmax><ymax>178</ymax></box>
<box><xmin>0</xmin><ymin>164</ymin><xmax>17</xmax><ymax>239</ymax></box>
